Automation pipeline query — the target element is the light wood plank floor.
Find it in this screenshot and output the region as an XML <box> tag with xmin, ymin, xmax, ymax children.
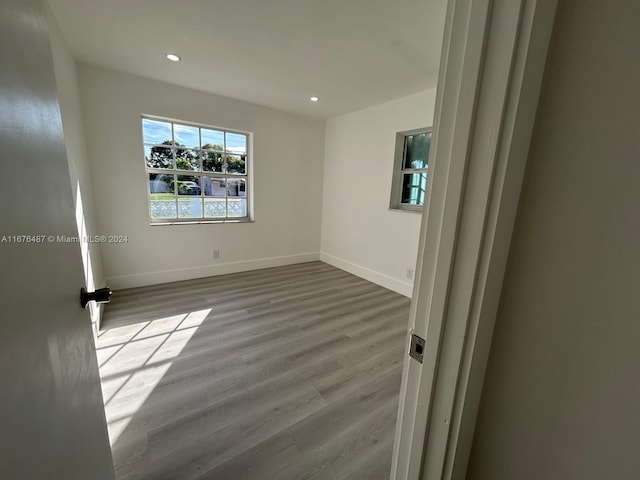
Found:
<box><xmin>97</xmin><ymin>262</ymin><xmax>410</xmax><ymax>480</ymax></box>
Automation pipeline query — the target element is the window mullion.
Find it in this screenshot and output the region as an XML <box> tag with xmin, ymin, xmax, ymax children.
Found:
<box><xmin>223</xmin><ymin>133</ymin><xmax>228</xmax><ymax>217</ymax></box>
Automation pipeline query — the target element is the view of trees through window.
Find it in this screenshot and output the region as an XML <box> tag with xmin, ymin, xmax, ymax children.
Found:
<box><xmin>143</xmin><ymin>117</ymin><xmax>249</xmax><ymax>221</ymax></box>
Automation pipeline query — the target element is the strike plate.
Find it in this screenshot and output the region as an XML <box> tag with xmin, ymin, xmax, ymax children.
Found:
<box><xmin>409</xmin><ymin>333</ymin><xmax>425</xmax><ymax>363</ymax></box>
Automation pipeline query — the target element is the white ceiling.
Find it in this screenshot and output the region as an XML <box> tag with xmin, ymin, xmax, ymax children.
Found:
<box><xmin>47</xmin><ymin>0</ymin><xmax>446</xmax><ymax>119</ymax></box>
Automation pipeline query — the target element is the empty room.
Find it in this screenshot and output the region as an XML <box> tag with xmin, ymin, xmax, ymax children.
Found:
<box><xmin>3</xmin><ymin>1</ymin><xmax>639</xmax><ymax>480</ymax></box>
<box><xmin>22</xmin><ymin>0</ymin><xmax>445</xmax><ymax>478</ymax></box>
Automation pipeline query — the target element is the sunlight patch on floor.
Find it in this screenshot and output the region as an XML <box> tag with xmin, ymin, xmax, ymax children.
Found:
<box><xmin>97</xmin><ymin>321</ymin><xmax>151</xmax><ymax>351</ymax></box>
<box><xmin>98</xmin><ymin>308</ymin><xmax>212</xmax><ymax>445</ymax></box>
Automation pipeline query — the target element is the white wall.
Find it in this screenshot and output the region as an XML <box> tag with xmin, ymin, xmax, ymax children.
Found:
<box><xmin>321</xmin><ymin>90</ymin><xmax>436</xmax><ymax>297</ymax></box>
<box><xmin>77</xmin><ymin>65</ymin><xmax>325</xmax><ymax>290</ymax></box>
<box><xmin>467</xmin><ymin>0</ymin><xmax>640</xmax><ymax>478</ymax></box>
<box><xmin>47</xmin><ymin>6</ymin><xmax>106</xmax><ymax>332</ymax></box>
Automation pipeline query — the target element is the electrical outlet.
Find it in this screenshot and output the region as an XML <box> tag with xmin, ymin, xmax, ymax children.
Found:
<box><xmin>406</xmin><ymin>268</ymin><xmax>414</xmax><ymax>280</ymax></box>
<box><xmin>213</xmin><ymin>249</ymin><xmax>220</xmax><ymax>260</ymax></box>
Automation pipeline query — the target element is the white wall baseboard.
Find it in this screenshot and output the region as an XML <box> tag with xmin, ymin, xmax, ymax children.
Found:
<box><xmin>107</xmin><ymin>251</ymin><xmax>413</xmax><ymax>297</ymax></box>
<box><xmin>107</xmin><ymin>252</ymin><xmax>321</xmax><ymax>290</ymax></box>
<box><xmin>320</xmin><ymin>252</ymin><xmax>413</xmax><ymax>298</ymax></box>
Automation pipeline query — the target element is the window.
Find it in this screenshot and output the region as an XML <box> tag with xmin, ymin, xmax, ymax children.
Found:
<box><xmin>390</xmin><ymin>128</ymin><xmax>431</xmax><ymax>211</ymax></box>
<box><xmin>142</xmin><ymin>117</ymin><xmax>250</xmax><ymax>223</ymax></box>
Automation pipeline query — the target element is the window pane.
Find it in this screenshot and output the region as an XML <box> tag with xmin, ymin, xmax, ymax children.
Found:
<box><xmin>404</xmin><ymin>132</ymin><xmax>431</xmax><ymax>169</ymax></box>
<box><xmin>149</xmin><ymin>174</ymin><xmax>176</xmax><ymax>219</ymax></box>
<box><xmin>401</xmin><ymin>173</ymin><xmax>427</xmax><ymax>206</ymax></box>
<box><xmin>228</xmin><ymin>199</ymin><xmax>247</xmax><ymax>217</ymax></box>
<box><xmin>225</xmin><ymin>132</ymin><xmax>247</xmax><ymax>154</ymax></box>
<box><xmin>225</xmin><ymin>154</ymin><xmax>246</xmax><ymax>174</ymax></box>
<box><xmin>173</xmin><ymin>124</ymin><xmax>199</xmax><ymax>148</ymax></box>
<box><xmin>204</xmin><ymin>199</ymin><xmax>226</xmax><ymax>218</ymax></box>
<box><xmin>201</xmin><ymin>129</ymin><xmax>225</xmax><ymax>150</ymax></box>
<box><xmin>149</xmin><ymin>173</ymin><xmax>175</xmax><ymax>195</ymax></box>
<box><xmin>178</xmin><ymin>198</ymin><xmax>203</xmax><ymax>218</ymax></box>
<box><xmin>176</xmin><ymin>148</ymin><xmax>200</xmax><ymax>171</ymax></box>
<box><xmin>143</xmin><ymin>119</ymin><xmax>172</xmax><ymax>145</ymax></box>
<box><xmin>202</xmin><ymin>150</ymin><xmax>223</xmax><ymax>172</ymax></box>
<box><xmin>176</xmin><ymin>175</ymin><xmax>201</xmax><ymax>196</ymax></box>
<box><xmin>227</xmin><ymin>178</ymin><xmax>246</xmax><ymax>197</ymax></box>
<box><xmin>202</xmin><ymin>177</ymin><xmax>226</xmax><ymax>197</ymax></box>
<box><xmin>145</xmin><ymin>145</ymin><xmax>173</xmax><ymax>169</ymax></box>
<box><xmin>150</xmin><ymin>200</ymin><xmax>177</xmax><ymax>219</ymax></box>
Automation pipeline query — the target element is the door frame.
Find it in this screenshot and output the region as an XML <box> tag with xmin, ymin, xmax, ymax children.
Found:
<box><xmin>391</xmin><ymin>0</ymin><xmax>558</xmax><ymax>478</ymax></box>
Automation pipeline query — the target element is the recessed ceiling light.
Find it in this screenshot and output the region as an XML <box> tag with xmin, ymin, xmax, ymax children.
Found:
<box><xmin>166</xmin><ymin>53</ymin><xmax>181</xmax><ymax>62</ymax></box>
<box><xmin>309</xmin><ymin>96</ymin><xmax>319</xmax><ymax>102</ymax></box>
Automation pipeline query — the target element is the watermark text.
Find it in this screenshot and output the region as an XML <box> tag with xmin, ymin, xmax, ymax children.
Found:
<box><xmin>1</xmin><ymin>235</ymin><xmax>129</xmax><ymax>244</ymax></box>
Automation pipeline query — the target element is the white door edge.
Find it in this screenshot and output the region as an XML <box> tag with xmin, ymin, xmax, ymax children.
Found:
<box><xmin>391</xmin><ymin>1</ymin><xmax>558</xmax><ymax>479</ymax></box>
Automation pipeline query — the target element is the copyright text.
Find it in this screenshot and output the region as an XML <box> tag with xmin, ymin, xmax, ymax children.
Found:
<box><xmin>1</xmin><ymin>235</ymin><xmax>129</xmax><ymax>244</ymax></box>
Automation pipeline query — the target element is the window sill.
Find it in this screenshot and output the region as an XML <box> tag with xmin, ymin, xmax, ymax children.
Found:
<box><xmin>389</xmin><ymin>206</ymin><xmax>423</xmax><ymax>214</ymax></box>
<box><xmin>150</xmin><ymin>218</ymin><xmax>254</xmax><ymax>226</ymax></box>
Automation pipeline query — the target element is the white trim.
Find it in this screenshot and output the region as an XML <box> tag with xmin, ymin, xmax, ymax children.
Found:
<box><xmin>142</xmin><ymin>113</ymin><xmax>253</xmax><ymax>137</ymax></box>
<box><xmin>320</xmin><ymin>252</ymin><xmax>413</xmax><ymax>298</ymax></box>
<box><xmin>445</xmin><ymin>2</ymin><xmax>559</xmax><ymax>477</ymax></box>
<box><xmin>391</xmin><ymin>0</ymin><xmax>558</xmax><ymax>479</ymax></box>
<box><xmin>106</xmin><ymin>252</ymin><xmax>320</xmax><ymax>290</ymax></box>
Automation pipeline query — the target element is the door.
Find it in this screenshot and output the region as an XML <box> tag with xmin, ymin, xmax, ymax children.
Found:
<box><xmin>0</xmin><ymin>1</ymin><xmax>115</xmax><ymax>479</ymax></box>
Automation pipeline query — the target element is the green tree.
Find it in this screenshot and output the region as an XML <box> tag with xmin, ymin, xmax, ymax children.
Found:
<box><xmin>202</xmin><ymin>143</ymin><xmax>223</xmax><ymax>151</ymax></box>
<box><xmin>175</xmin><ymin>147</ymin><xmax>198</xmax><ymax>171</ymax></box>
<box><xmin>226</xmin><ymin>154</ymin><xmax>246</xmax><ymax>174</ymax></box>
<box><xmin>146</xmin><ymin>141</ymin><xmax>199</xmax><ymax>171</ymax></box>
<box><xmin>202</xmin><ymin>143</ymin><xmax>224</xmax><ymax>171</ymax></box>
<box><xmin>146</xmin><ymin>140</ymin><xmax>173</xmax><ymax>169</ymax></box>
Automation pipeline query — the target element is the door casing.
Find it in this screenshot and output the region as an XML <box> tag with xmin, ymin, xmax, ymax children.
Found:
<box><xmin>391</xmin><ymin>0</ymin><xmax>558</xmax><ymax>478</ymax></box>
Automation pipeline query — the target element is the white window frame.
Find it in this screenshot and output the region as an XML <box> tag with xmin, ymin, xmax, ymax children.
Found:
<box><xmin>390</xmin><ymin>127</ymin><xmax>432</xmax><ymax>212</ymax></box>
<box><xmin>142</xmin><ymin>115</ymin><xmax>252</xmax><ymax>224</ymax></box>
